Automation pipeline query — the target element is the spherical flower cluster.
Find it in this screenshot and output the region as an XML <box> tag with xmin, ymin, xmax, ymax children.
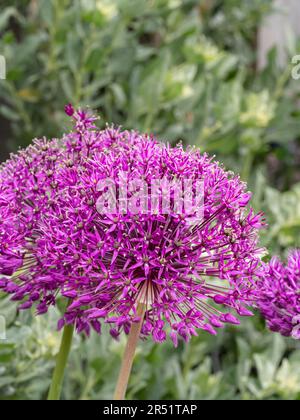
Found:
<box><xmin>256</xmin><ymin>250</ymin><xmax>300</xmax><ymax>339</ymax></box>
<box><xmin>0</xmin><ymin>106</ymin><xmax>265</xmax><ymax>345</ymax></box>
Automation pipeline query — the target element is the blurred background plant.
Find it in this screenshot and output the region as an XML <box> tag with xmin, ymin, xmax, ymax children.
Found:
<box><xmin>1</xmin><ymin>0</ymin><xmax>300</xmax><ymax>400</ymax></box>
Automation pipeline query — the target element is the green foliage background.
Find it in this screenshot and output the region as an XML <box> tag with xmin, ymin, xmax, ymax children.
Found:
<box><xmin>1</xmin><ymin>0</ymin><xmax>300</xmax><ymax>400</ymax></box>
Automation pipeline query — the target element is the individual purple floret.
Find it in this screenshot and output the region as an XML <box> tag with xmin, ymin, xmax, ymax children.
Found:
<box><xmin>256</xmin><ymin>250</ymin><xmax>300</xmax><ymax>340</ymax></box>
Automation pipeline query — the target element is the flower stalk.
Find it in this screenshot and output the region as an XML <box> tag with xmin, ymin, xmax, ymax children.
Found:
<box><xmin>48</xmin><ymin>323</ymin><xmax>74</xmax><ymax>400</ymax></box>
<box><xmin>114</xmin><ymin>303</ymin><xmax>146</xmax><ymax>400</ymax></box>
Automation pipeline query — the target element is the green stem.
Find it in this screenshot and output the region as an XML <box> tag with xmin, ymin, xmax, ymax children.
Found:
<box><xmin>113</xmin><ymin>303</ymin><xmax>146</xmax><ymax>400</ymax></box>
<box><xmin>48</xmin><ymin>324</ymin><xmax>74</xmax><ymax>400</ymax></box>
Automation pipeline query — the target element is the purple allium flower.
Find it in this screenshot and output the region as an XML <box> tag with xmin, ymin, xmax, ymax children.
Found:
<box><xmin>256</xmin><ymin>250</ymin><xmax>300</xmax><ymax>340</ymax></box>
<box><xmin>0</xmin><ymin>107</ymin><xmax>265</xmax><ymax>345</ymax></box>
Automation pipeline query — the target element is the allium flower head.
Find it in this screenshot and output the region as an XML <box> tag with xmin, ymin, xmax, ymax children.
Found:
<box><xmin>0</xmin><ymin>107</ymin><xmax>265</xmax><ymax>345</ymax></box>
<box><xmin>256</xmin><ymin>250</ymin><xmax>300</xmax><ymax>340</ymax></box>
